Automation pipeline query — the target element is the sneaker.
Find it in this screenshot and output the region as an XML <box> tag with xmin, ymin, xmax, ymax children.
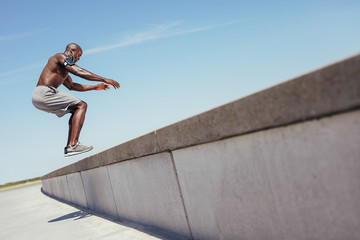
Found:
<box><xmin>64</xmin><ymin>142</ymin><xmax>93</xmax><ymax>157</ymax></box>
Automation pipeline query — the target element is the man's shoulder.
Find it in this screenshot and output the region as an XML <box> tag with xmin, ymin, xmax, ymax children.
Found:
<box><xmin>45</xmin><ymin>53</ymin><xmax>67</xmax><ymax>71</ymax></box>
<box><xmin>52</xmin><ymin>53</ymin><xmax>66</xmax><ymax>60</ymax></box>
<box><xmin>47</xmin><ymin>53</ymin><xmax>67</xmax><ymax>66</ymax></box>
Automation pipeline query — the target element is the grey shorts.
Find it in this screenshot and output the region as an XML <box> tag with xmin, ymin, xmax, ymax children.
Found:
<box><xmin>32</xmin><ymin>86</ymin><xmax>81</xmax><ymax>118</ymax></box>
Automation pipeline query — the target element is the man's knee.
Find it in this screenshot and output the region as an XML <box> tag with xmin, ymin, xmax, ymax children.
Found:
<box><xmin>78</xmin><ymin>101</ymin><xmax>87</xmax><ymax>110</ymax></box>
<box><xmin>70</xmin><ymin>101</ymin><xmax>87</xmax><ymax>112</ymax></box>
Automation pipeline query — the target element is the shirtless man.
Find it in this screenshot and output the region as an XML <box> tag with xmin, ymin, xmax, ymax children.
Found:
<box><xmin>32</xmin><ymin>43</ymin><xmax>120</xmax><ymax>157</ymax></box>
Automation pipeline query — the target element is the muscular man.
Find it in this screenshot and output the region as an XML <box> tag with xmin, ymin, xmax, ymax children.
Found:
<box><xmin>32</xmin><ymin>43</ymin><xmax>120</xmax><ymax>157</ymax></box>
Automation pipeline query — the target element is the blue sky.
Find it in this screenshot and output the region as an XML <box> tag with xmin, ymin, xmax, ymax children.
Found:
<box><xmin>0</xmin><ymin>0</ymin><xmax>359</xmax><ymax>184</ymax></box>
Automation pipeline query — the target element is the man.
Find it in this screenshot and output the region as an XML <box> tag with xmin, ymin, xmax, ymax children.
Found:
<box><xmin>32</xmin><ymin>43</ymin><xmax>120</xmax><ymax>157</ymax></box>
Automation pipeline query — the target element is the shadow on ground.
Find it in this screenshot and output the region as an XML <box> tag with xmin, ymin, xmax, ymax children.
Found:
<box><xmin>49</xmin><ymin>210</ymin><xmax>92</xmax><ymax>223</ymax></box>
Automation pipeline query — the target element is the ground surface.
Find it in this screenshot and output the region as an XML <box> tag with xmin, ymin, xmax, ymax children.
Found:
<box><xmin>0</xmin><ymin>182</ymin><xmax>165</xmax><ymax>240</ymax></box>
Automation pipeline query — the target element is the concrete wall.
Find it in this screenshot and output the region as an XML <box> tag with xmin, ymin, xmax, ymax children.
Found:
<box><xmin>42</xmin><ymin>54</ymin><xmax>360</xmax><ymax>240</ymax></box>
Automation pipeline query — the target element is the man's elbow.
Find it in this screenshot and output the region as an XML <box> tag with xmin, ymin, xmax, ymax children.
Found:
<box><xmin>66</xmin><ymin>84</ymin><xmax>75</xmax><ymax>91</ymax></box>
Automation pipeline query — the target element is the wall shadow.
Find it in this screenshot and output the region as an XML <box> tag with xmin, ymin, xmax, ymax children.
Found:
<box><xmin>41</xmin><ymin>188</ymin><xmax>189</xmax><ymax>240</ymax></box>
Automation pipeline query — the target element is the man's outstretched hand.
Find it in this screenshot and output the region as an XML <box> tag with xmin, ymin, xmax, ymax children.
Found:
<box><xmin>95</xmin><ymin>83</ymin><xmax>111</xmax><ymax>91</ymax></box>
<box><xmin>104</xmin><ymin>78</ymin><xmax>120</xmax><ymax>89</ymax></box>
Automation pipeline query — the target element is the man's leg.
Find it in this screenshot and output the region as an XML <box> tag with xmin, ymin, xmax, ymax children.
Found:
<box><xmin>65</xmin><ymin>101</ymin><xmax>93</xmax><ymax>157</ymax></box>
<box><xmin>67</xmin><ymin>101</ymin><xmax>87</xmax><ymax>147</ymax></box>
<box><xmin>67</xmin><ymin>114</ymin><xmax>74</xmax><ymax>147</ymax></box>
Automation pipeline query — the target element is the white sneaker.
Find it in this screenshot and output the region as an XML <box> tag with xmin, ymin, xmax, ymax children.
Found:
<box><xmin>64</xmin><ymin>142</ymin><xmax>93</xmax><ymax>157</ymax></box>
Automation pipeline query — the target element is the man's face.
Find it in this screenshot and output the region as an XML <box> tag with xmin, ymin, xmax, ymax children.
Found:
<box><xmin>71</xmin><ymin>50</ymin><xmax>82</xmax><ymax>63</ymax></box>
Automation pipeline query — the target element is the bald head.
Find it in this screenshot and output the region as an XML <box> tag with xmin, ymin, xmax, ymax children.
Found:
<box><xmin>64</xmin><ymin>43</ymin><xmax>83</xmax><ymax>63</ymax></box>
<box><xmin>65</xmin><ymin>43</ymin><xmax>82</xmax><ymax>52</ymax></box>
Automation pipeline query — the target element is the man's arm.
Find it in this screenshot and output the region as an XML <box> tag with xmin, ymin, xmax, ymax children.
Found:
<box><xmin>62</xmin><ymin>57</ymin><xmax>120</xmax><ymax>89</ymax></box>
<box><xmin>63</xmin><ymin>75</ymin><xmax>110</xmax><ymax>91</ymax></box>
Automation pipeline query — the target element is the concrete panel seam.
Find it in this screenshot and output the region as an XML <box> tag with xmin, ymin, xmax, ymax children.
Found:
<box><xmin>65</xmin><ymin>174</ymin><xmax>73</xmax><ymax>204</ymax></box>
<box><xmin>106</xmin><ymin>165</ymin><xmax>121</xmax><ymax>218</ymax></box>
<box><xmin>169</xmin><ymin>151</ymin><xmax>194</xmax><ymax>240</ymax></box>
<box><xmin>154</xmin><ymin>130</ymin><xmax>162</xmax><ymax>152</ymax></box>
<box><xmin>80</xmin><ymin>171</ymin><xmax>90</xmax><ymax>210</ymax></box>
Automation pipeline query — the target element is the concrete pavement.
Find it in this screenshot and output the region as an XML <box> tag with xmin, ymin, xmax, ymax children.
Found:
<box><xmin>0</xmin><ymin>182</ymin><xmax>170</xmax><ymax>240</ymax></box>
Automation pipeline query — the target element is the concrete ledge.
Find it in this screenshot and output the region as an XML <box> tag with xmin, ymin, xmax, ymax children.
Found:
<box><xmin>42</xmin><ymin>54</ymin><xmax>360</xmax><ymax>180</ymax></box>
